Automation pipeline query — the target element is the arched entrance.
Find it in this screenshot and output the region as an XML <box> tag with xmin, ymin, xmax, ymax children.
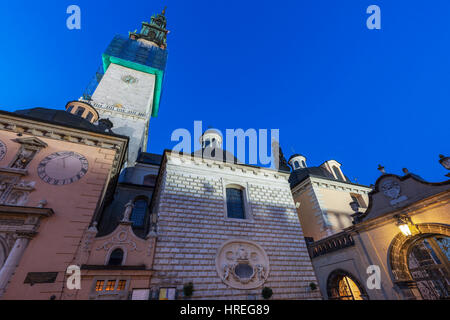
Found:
<box><xmin>389</xmin><ymin>223</ymin><xmax>450</xmax><ymax>300</ymax></box>
<box><xmin>326</xmin><ymin>269</ymin><xmax>368</xmax><ymax>300</ymax></box>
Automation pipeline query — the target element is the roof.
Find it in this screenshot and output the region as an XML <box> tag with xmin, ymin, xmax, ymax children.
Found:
<box><xmin>288</xmin><ymin>154</ymin><xmax>306</xmax><ymax>162</ymax></box>
<box><xmin>289</xmin><ymin>166</ymin><xmax>370</xmax><ymax>189</ymax></box>
<box><xmin>192</xmin><ymin>147</ymin><xmax>240</xmax><ymax>164</ymax></box>
<box><xmin>136</xmin><ymin>152</ymin><xmax>163</xmax><ymax>166</ymax></box>
<box><xmin>11</xmin><ymin>108</ymin><xmax>125</xmax><ymax>138</ymax></box>
<box><xmin>289</xmin><ymin>166</ymin><xmax>335</xmax><ymax>188</ymax></box>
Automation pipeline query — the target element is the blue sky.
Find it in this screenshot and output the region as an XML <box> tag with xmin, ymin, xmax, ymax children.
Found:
<box><xmin>0</xmin><ymin>0</ymin><xmax>449</xmax><ymax>185</ymax></box>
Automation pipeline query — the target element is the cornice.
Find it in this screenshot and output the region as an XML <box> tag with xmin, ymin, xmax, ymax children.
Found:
<box><xmin>165</xmin><ymin>151</ymin><xmax>291</xmax><ymax>183</ymax></box>
<box><xmin>0</xmin><ymin>113</ymin><xmax>128</xmax><ymax>176</ymax></box>
<box><xmin>292</xmin><ymin>175</ymin><xmax>372</xmax><ymax>196</ymax></box>
<box><xmin>349</xmin><ymin>190</ymin><xmax>450</xmax><ymax>233</ymax></box>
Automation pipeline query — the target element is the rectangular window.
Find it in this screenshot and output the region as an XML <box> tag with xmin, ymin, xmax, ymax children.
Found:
<box><xmin>226</xmin><ymin>188</ymin><xmax>245</xmax><ymax>219</ymax></box>
<box><xmin>105</xmin><ymin>280</ymin><xmax>116</xmax><ymax>291</ymax></box>
<box><xmin>117</xmin><ymin>280</ymin><xmax>127</xmax><ymax>291</ymax></box>
<box><xmin>95</xmin><ymin>280</ymin><xmax>105</xmax><ymax>292</ymax></box>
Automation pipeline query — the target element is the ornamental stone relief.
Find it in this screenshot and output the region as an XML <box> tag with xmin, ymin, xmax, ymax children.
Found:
<box><xmin>0</xmin><ymin>175</ymin><xmax>35</xmax><ymax>206</ymax></box>
<box><xmin>215</xmin><ymin>239</ymin><xmax>269</xmax><ymax>290</ymax></box>
<box><xmin>95</xmin><ymin>226</ymin><xmax>141</xmax><ymax>253</ymax></box>
<box><xmin>380</xmin><ymin>178</ymin><xmax>408</xmax><ymax>206</ymax></box>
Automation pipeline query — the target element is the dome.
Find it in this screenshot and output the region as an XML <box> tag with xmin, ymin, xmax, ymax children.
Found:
<box><xmin>200</xmin><ymin>129</ymin><xmax>223</xmax><ymax>148</ymax></box>
<box><xmin>289</xmin><ymin>154</ymin><xmax>307</xmax><ymax>170</ymax></box>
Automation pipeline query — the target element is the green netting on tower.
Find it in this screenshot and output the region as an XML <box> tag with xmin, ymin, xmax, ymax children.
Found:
<box><xmin>101</xmin><ymin>35</ymin><xmax>168</xmax><ymax>117</ymax></box>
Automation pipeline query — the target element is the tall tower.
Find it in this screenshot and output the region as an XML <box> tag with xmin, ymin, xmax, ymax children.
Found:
<box><xmin>84</xmin><ymin>9</ymin><xmax>169</xmax><ymax>165</ymax></box>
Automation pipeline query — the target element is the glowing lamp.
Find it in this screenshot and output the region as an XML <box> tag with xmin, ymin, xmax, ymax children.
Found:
<box><xmin>395</xmin><ymin>214</ymin><xmax>415</xmax><ymax>236</ymax></box>
<box><xmin>398</xmin><ymin>223</ymin><xmax>412</xmax><ymax>236</ymax></box>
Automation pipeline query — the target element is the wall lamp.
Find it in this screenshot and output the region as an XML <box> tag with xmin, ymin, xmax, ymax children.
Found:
<box><xmin>394</xmin><ymin>214</ymin><xmax>419</xmax><ymax>237</ymax></box>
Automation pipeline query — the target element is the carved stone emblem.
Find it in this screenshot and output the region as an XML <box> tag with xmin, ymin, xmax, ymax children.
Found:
<box><xmin>380</xmin><ymin>179</ymin><xmax>408</xmax><ymax>206</ymax></box>
<box><xmin>216</xmin><ymin>239</ymin><xmax>269</xmax><ymax>289</ymax></box>
<box><xmin>380</xmin><ymin>179</ymin><xmax>401</xmax><ymax>199</ymax></box>
<box><xmin>96</xmin><ymin>227</ymin><xmax>140</xmax><ymax>252</ymax></box>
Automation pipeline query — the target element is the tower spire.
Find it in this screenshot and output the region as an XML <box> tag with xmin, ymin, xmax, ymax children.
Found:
<box><xmin>129</xmin><ymin>7</ymin><xmax>169</xmax><ymax>49</ymax></box>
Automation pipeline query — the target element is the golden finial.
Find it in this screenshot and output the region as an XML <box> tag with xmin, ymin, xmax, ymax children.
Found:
<box><xmin>162</xmin><ymin>6</ymin><xmax>167</xmax><ymax>15</ymax></box>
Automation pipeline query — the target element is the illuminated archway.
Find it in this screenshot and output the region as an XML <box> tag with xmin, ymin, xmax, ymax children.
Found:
<box><xmin>388</xmin><ymin>223</ymin><xmax>450</xmax><ymax>300</ymax></box>
<box><xmin>326</xmin><ymin>269</ymin><xmax>368</xmax><ymax>300</ymax></box>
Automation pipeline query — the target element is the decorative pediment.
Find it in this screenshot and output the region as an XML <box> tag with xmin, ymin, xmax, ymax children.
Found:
<box><xmin>12</xmin><ymin>136</ymin><xmax>48</xmax><ymax>149</ymax></box>
<box><xmin>353</xmin><ymin>174</ymin><xmax>450</xmax><ymax>223</ymax></box>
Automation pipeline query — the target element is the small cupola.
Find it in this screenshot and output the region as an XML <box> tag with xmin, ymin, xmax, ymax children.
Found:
<box><xmin>200</xmin><ymin>129</ymin><xmax>223</xmax><ymax>149</ymax></box>
<box><xmin>65</xmin><ymin>101</ymin><xmax>99</xmax><ymax>123</ymax></box>
<box><xmin>289</xmin><ymin>154</ymin><xmax>307</xmax><ymax>170</ymax></box>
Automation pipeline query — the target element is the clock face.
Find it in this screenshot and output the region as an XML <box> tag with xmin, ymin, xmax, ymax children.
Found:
<box><xmin>38</xmin><ymin>151</ymin><xmax>88</xmax><ymax>185</ymax></box>
<box><xmin>0</xmin><ymin>139</ymin><xmax>6</xmax><ymax>161</ymax></box>
<box><xmin>121</xmin><ymin>75</ymin><xmax>138</xmax><ymax>85</ymax></box>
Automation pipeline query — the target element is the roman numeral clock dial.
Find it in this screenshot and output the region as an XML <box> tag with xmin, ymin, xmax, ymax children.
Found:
<box><xmin>37</xmin><ymin>151</ymin><xmax>88</xmax><ymax>185</ymax></box>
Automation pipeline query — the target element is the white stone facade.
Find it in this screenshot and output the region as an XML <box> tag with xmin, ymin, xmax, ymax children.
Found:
<box><xmin>150</xmin><ymin>152</ymin><xmax>321</xmax><ymax>299</ymax></box>
<box><xmin>91</xmin><ymin>63</ymin><xmax>156</xmax><ymax>164</ymax></box>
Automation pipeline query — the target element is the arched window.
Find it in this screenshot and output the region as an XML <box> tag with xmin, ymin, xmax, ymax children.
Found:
<box><xmin>333</xmin><ymin>166</ymin><xmax>345</xmax><ymax>181</ymax></box>
<box><xmin>302</xmin><ymin>160</ymin><xmax>306</xmax><ymax>167</ymax></box>
<box><xmin>294</xmin><ymin>161</ymin><xmax>300</xmax><ymax>169</ymax></box>
<box><xmin>226</xmin><ymin>187</ymin><xmax>245</xmax><ymax>219</ymax></box>
<box><xmin>327</xmin><ymin>270</ymin><xmax>367</xmax><ymax>300</ymax></box>
<box><xmin>86</xmin><ymin>112</ymin><xmax>94</xmax><ymax>122</ymax></box>
<box><xmin>131</xmin><ymin>198</ymin><xmax>148</xmax><ymax>227</ymax></box>
<box><xmin>408</xmin><ymin>236</ymin><xmax>450</xmax><ymax>300</ymax></box>
<box><xmin>108</xmin><ymin>248</ymin><xmax>124</xmax><ymax>266</ymax></box>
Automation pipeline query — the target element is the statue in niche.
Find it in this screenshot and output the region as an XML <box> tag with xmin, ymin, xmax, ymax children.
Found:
<box><xmin>11</xmin><ymin>148</ymin><xmax>35</xmax><ymax>169</ymax></box>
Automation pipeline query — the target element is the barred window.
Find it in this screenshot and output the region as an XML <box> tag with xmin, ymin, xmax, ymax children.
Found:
<box><xmin>117</xmin><ymin>280</ymin><xmax>127</xmax><ymax>291</ymax></box>
<box><xmin>226</xmin><ymin>187</ymin><xmax>245</xmax><ymax>219</ymax></box>
<box><xmin>105</xmin><ymin>280</ymin><xmax>116</xmax><ymax>291</ymax></box>
<box><xmin>95</xmin><ymin>280</ymin><xmax>104</xmax><ymax>292</ymax></box>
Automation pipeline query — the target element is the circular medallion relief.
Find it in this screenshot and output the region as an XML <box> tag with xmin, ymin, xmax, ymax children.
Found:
<box><xmin>216</xmin><ymin>239</ymin><xmax>269</xmax><ymax>289</ymax></box>
<box><xmin>0</xmin><ymin>139</ymin><xmax>6</xmax><ymax>161</ymax></box>
<box><xmin>37</xmin><ymin>151</ymin><xmax>88</xmax><ymax>185</ymax></box>
<box><xmin>380</xmin><ymin>179</ymin><xmax>401</xmax><ymax>200</ymax></box>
